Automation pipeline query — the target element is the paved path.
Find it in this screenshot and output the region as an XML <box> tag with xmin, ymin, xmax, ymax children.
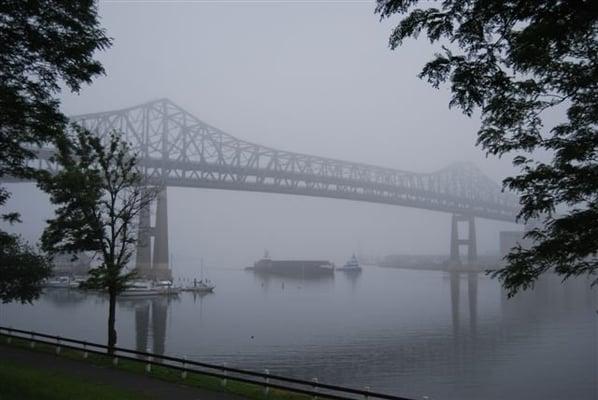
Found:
<box><xmin>0</xmin><ymin>344</ymin><xmax>247</xmax><ymax>400</ymax></box>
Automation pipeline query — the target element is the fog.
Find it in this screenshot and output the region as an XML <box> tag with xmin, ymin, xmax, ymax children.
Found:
<box><xmin>3</xmin><ymin>4</ymin><xmax>596</xmax><ymax>400</ymax></box>
<box><xmin>6</xmin><ymin>2</ymin><xmax>521</xmax><ymax>273</ymax></box>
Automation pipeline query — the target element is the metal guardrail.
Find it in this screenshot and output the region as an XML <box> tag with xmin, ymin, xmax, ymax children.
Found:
<box><xmin>0</xmin><ymin>326</ymin><xmax>415</xmax><ymax>400</ymax></box>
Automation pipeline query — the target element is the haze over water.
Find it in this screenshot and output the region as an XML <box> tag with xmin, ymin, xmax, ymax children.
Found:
<box><xmin>1</xmin><ymin>3</ymin><xmax>596</xmax><ymax>400</ymax></box>
<box><xmin>2</xmin><ymin>266</ymin><xmax>595</xmax><ymax>400</ymax></box>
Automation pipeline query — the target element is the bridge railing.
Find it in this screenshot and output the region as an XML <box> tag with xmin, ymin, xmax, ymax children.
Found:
<box><xmin>0</xmin><ymin>326</ymin><xmax>415</xmax><ymax>400</ymax></box>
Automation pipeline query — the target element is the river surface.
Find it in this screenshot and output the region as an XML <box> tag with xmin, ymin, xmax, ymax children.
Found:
<box><xmin>1</xmin><ymin>266</ymin><xmax>596</xmax><ymax>400</ymax></box>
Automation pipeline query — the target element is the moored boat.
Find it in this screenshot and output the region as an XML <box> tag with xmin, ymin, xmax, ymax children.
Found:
<box><xmin>119</xmin><ymin>280</ymin><xmax>181</xmax><ymax>297</ymax></box>
<box><xmin>252</xmin><ymin>251</ymin><xmax>334</xmax><ymax>277</ymax></box>
<box><xmin>182</xmin><ymin>279</ymin><xmax>215</xmax><ymax>293</ymax></box>
<box><xmin>44</xmin><ymin>276</ymin><xmax>73</xmax><ymax>288</ymax></box>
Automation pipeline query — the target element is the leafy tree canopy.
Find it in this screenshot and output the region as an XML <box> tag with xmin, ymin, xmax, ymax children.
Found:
<box><xmin>0</xmin><ymin>0</ymin><xmax>110</xmax><ymax>301</ymax></box>
<box><xmin>41</xmin><ymin>128</ymin><xmax>152</xmax><ymax>291</ymax></box>
<box><xmin>40</xmin><ymin>127</ymin><xmax>158</xmax><ymax>350</ymax></box>
<box><xmin>1</xmin><ymin>0</ymin><xmax>111</xmax><ymax>183</ymax></box>
<box><xmin>0</xmin><ymin>231</ymin><xmax>51</xmax><ymax>303</ymax></box>
<box><xmin>376</xmin><ymin>0</ymin><xmax>598</xmax><ymax>295</ymax></box>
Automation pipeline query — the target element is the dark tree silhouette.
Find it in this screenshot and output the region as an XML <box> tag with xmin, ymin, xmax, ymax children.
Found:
<box><xmin>0</xmin><ymin>231</ymin><xmax>51</xmax><ymax>303</ymax></box>
<box><xmin>0</xmin><ymin>1</ymin><xmax>111</xmax><ymax>301</ymax></box>
<box><xmin>376</xmin><ymin>0</ymin><xmax>597</xmax><ymax>295</ymax></box>
<box><xmin>41</xmin><ymin>129</ymin><xmax>158</xmax><ymax>352</ymax></box>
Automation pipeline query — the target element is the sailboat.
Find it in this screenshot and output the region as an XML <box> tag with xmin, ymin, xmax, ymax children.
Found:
<box><xmin>183</xmin><ymin>258</ymin><xmax>215</xmax><ymax>293</ymax></box>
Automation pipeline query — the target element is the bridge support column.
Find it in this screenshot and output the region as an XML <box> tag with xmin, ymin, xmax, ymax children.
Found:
<box><xmin>153</xmin><ymin>189</ymin><xmax>171</xmax><ymax>281</ymax></box>
<box><xmin>134</xmin><ymin>188</ymin><xmax>172</xmax><ymax>281</ymax></box>
<box><xmin>449</xmin><ymin>214</ymin><xmax>477</xmax><ymax>266</ymax></box>
<box><xmin>135</xmin><ymin>199</ymin><xmax>153</xmax><ymax>278</ymax></box>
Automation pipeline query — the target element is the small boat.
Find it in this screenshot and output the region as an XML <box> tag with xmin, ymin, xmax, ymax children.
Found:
<box><xmin>154</xmin><ymin>280</ymin><xmax>182</xmax><ymax>295</ymax></box>
<box><xmin>337</xmin><ymin>254</ymin><xmax>361</xmax><ymax>271</ymax></box>
<box><xmin>68</xmin><ymin>277</ymin><xmax>86</xmax><ymax>289</ymax></box>
<box><xmin>182</xmin><ymin>279</ymin><xmax>215</xmax><ymax>293</ymax></box>
<box><xmin>119</xmin><ymin>280</ymin><xmax>181</xmax><ymax>297</ymax></box>
<box><xmin>44</xmin><ymin>276</ymin><xmax>72</xmax><ymax>288</ymax></box>
<box><xmin>119</xmin><ymin>281</ymin><xmax>161</xmax><ymax>297</ymax></box>
<box><xmin>182</xmin><ymin>258</ymin><xmax>215</xmax><ymax>293</ymax></box>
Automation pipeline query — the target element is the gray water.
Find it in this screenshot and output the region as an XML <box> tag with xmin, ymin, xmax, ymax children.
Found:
<box><xmin>1</xmin><ymin>266</ymin><xmax>596</xmax><ymax>400</ymax></box>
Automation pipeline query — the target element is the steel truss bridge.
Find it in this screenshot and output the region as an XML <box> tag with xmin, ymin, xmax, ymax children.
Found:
<box><xmin>34</xmin><ymin>98</ymin><xmax>520</xmax><ymax>278</ymax></box>
<box><xmin>70</xmin><ymin>98</ymin><xmax>518</xmax><ymax>220</ymax></box>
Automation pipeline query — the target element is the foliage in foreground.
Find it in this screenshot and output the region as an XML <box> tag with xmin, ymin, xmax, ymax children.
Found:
<box><xmin>0</xmin><ymin>231</ymin><xmax>51</xmax><ymax>303</ymax></box>
<box><xmin>40</xmin><ymin>128</ymin><xmax>158</xmax><ymax>352</ymax></box>
<box><xmin>376</xmin><ymin>0</ymin><xmax>598</xmax><ymax>295</ymax></box>
<box><xmin>0</xmin><ymin>0</ymin><xmax>111</xmax><ymax>302</ymax></box>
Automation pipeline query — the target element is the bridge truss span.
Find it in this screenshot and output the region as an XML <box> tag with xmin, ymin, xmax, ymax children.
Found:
<box><xmin>71</xmin><ymin>98</ymin><xmax>519</xmax><ymax>222</ymax></box>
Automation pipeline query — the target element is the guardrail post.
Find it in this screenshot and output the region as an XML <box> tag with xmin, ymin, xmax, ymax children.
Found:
<box><xmin>264</xmin><ymin>369</ymin><xmax>270</xmax><ymax>396</ymax></box>
<box><xmin>82</xmin><ymin>343</ymin><xmax>88</xmax><ymax>359</ymax></box>
<box><xmin>364</xmin><ymin>385</ymin><xmax>370</xmax><ymax>400</ymax></box>
<box><xmin>113</xmin><ymin>356</ymin><xmax>119</xmax><ymax>366</ymax></box>
<box><xmin>6</xmin><ymin>328</ymin><xmax>12</xmax><ymax>344</ymax></box>
<box><xmin>30</xmin><ymin>333</ymin><xmax>35</xmax><ymax>348</ymax></box>
<box><xmin>55</xmin><ymin>337</ymin><xmax>61</xmax><ymax>355</ymax></box>
<box><xmin>181</xmin><ymin>356</ymin><xmax>188</xmax><ymax>379</ymax></box>
<box><xmin>312</xmin><ymin>377</ymin><xmax>318</xmax><ymax>400</ymax></box>
<box><xmin>146</xmin><ymin>356</ymin><xmax>152</xmax><ymax>373</ymax></box>
<box><xmin>221</xmin><ymin>362</ymin><xmax>227</xmax><ymax>387</ymax></box>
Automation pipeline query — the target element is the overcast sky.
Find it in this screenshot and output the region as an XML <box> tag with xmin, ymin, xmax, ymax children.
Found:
<box><xmin>7</xmin><ymin>1</ymin><xmax>521</xmax><ymax>274</ymax></box>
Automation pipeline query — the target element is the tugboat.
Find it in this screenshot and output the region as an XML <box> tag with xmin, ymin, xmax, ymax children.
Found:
<box><xmin>338</xmin><ymin>254</ymin><xmax>361</xmax><ymax>271</ymax></box>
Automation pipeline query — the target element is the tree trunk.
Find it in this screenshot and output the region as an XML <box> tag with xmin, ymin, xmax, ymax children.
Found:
<box><xmin>107</xmin><ymin>289</ymin><xmax>117</xmax><ymax>354</ymax></box>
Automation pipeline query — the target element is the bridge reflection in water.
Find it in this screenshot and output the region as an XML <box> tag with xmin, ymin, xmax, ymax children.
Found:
<box><xmin>116</xmin><ymin>297</ymin><xmax>171</xmax><ymax>359</ymax></box>
<box><xmin>449</xmin><ymin>272</ymin><xmax>479</xmax><ymax>340</ymax></box>
<box><xmin>19</xmin><ymin>267</ymin><xmax>595</xmax><ymax>399</ymax></box>
<box><xmin>42</xmin><ymin>269</ymin><xmax>594</xmax><ymax>363</ymax></box>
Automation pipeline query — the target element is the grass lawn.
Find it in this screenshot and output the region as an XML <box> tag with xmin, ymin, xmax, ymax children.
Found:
<box><xmin>0</xmin><ymin>359</ymin><xmax>148</xmax><ymax>400</ymax></box>
<box><xmin>0</xmin><ymin>335</ymin><xmax>311</xmax><ymax>400</ymax></box>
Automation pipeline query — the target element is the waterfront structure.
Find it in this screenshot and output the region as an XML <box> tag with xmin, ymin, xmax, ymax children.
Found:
<box><xmin>51</xmin><ymin>253</ymin><xmax>92</xmax><ymax>277</ymax></box>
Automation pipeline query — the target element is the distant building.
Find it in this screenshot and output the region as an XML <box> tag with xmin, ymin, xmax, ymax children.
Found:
<box><xmin>52</xmin><ymin>253</ymin><xmax>92</xmax><ymax>276</ymax></box>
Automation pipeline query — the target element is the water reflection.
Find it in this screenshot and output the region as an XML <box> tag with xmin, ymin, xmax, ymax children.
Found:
<box><xmin>449</xmin><ymin>272</ymin><xmax>479</xmax><ymax>340</ymax></box>
<box><xmin>340</xmin><ymin>269</ymin><xmax>362</xmax><ymax>291</ymax></box>
<box><xmin>251</xmin><ymin>268</ymin><xmax>335</xmax><ymax>282</ymax></box>
<box><xmin>42</xmin><ymin>288</ymin><xmax>88</xmax><ymax>306</ymax></box>
<box><xmin>250</xmin><ymin>268</ymin><xmax>335</xmax><ymax>293</ymax></box>
<box><xmin>120</xmin><ymin>297</ymin><xmax>173</xmax><ymax>357</ymax></box>
<box><xmin>3</xmin><ymin>267</ymin><xmax>595</xmax><ymax>400</ymax></box>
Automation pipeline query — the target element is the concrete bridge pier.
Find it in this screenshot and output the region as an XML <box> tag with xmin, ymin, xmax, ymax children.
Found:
<box><xmin>152</xmin><ymin>189</ymin><xmax>171</xmax><ymax>280</ymax></box>
<box><xmin>134</xmin><ymin>188</ymin><xmax>172</xmax><ymax>281</ymax></box>
<box><xmin>449</xmin><ymin>214</ymin><xmax>477</xmax><ymax>266</ymax></box>
<box><xmin>134</xmin><ymin>198</ymin><xmax>153</xmax><ymax>278</ymax></box>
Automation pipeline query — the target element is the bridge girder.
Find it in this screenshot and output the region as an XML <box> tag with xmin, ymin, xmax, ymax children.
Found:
<box><xmin>33</xmin><ymin>98</ymin><xmax>518</xmax><ymax>222</ymax></box>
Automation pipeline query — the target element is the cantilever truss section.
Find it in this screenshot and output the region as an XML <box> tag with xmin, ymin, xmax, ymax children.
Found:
<box><xmin>66</xmin><ymin>98</ymin><xmax>518</xmax><ymax>222</ymax></box>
